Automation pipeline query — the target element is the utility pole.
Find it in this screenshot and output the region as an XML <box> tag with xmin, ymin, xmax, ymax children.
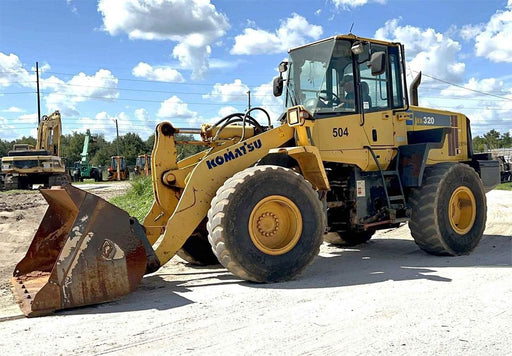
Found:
<box><xmin>113</xmin><ymin>118</ymin><xmax>121</xmax><ymax>181</ymax></box>
<box><xmin>246</xmin><ymin>90</ymin><xmax>251</xmax><ymax>111</ymax></box>
<box><xmin>36</xmin><ymin>62</ymin><xmax>41</xmax><ymax>124</ymax></box>
<box><xmin>114</xmin><ymin>118</ymin><xmax>120</xmax><ymax>156</ymax></box>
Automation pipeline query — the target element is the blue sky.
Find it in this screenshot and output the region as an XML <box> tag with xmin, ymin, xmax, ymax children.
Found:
<box><xmin>1</xmin><ymin>0</ymin><xmax>511</xmax><ymax>141</ymax></box>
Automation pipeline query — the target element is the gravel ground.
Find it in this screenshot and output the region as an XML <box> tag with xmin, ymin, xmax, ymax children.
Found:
<box><xmin>0</xmin><ymin>184</ymin><xmax>510</xmax><ymax>355</ymax></box>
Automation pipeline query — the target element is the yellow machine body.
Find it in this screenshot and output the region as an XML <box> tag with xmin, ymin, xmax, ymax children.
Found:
<box><xmin>11</xmin><ymin>35</ymin><xmax>500</xmax><ymax>316</ymax></box>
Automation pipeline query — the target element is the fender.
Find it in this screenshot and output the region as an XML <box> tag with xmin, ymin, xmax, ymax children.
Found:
<box><xmin>268</xmin><ymin>146</ymin><xmax>330</xmax><ymax>190</ymax></box>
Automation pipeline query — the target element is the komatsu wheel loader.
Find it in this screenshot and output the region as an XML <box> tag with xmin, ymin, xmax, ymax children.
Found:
<box><xmin>11</xmin><ymin>35</ymin><xmax>500</xmax><ymax>317</ymax></box>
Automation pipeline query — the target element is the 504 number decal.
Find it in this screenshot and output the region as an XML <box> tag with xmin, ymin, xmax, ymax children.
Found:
<box><xmin>332</xmin><ymin>127</ymin><xmax>349</xmax><ymax>137</ymax></box>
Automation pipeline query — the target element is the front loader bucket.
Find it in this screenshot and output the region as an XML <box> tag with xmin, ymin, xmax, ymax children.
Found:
<box><xmin>10</xmin><ymin>184</ymin><xmax>159</xmax><ymax>317</ymax></box>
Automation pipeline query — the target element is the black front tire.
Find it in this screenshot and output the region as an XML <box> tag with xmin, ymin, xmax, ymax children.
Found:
<box><xmin>207</xmin><ymin>165</ymin><xmax>324</xmax><ymax>283</ymax></box>
<box><xmin>408</xmin><ymin>163</ymin><xmax>486</xmax><ymax>255</ymax></box>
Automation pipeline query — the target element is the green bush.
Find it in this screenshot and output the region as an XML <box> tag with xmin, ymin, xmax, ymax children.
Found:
<box><xmin>110</xmin><ymin>176</ymin><xmax>153</xmax><ymax>222</ymax></box>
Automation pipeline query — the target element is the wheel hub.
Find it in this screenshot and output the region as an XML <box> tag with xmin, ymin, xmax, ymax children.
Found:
<box><xmin>256</xmin><ymin>212</ymin><xmax>280</xmax><ymax>237</ymax></box>
<box><xmin>448</xmin><ymin>186</ymin><xmax>476</xmax><ymax>235</ymax></box>
<box><xmin>249</xmin><ymin>195</ymin><xmax>302</xmax><ymax>255</ymax></box>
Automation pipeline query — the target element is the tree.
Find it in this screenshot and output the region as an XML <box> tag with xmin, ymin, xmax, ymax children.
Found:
<box><xmin>0</xmin><ymin>140</ymin><xmax>11</xmax><ymax>158</ymax></box>
<box><xmin>500</xmin><ymin>132</ymin><xmax>512</xmax><ymax>148</ymax></box>
<box><xmin>113</xmin><ymin>132</ymin><xmax>146</xmax><ymax>166</ymax></box>
<box><xmin>145</xmin><ymin>134</ymin><xmax>155</xmax><ymax>153</ymax></box>
<box><xmin>14</xmin><ymin>136</ymin><xmax>37</xmax><ymax>147</ymax></box>
<box><xmin>175</xmin><ymin>134</ymin><xmax>207</xmax><ymax>159</ymax></box>
<box><xmin>143</xmin><ymin>133</ymin><xmax>206</xmax><ymax>160</ymax></box>
<box><xmin>483</xmin><ymin>129</ymin><xmax>500</xmax><ymax>150</ymax></box>
<box><xmin>61</xmin><ymin>131</ymin><xmax>86</xmax><ymax>166</ymax></box>
<box><xmin>472</xmin><ymin>136</ymin><xmax>485</xmax><ymax>153</ymax></box>
<box><xmin>91</xmin><ymin>145</ymin><xmax>114</xmax><ymax>167</ymax></box>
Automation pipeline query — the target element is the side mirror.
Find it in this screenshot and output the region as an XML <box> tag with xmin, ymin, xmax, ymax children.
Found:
<box><xmin>273</xmin><ymin>76</ymin><xmax>283</xmax><ymax>97</ymax></box>
<box><xmin>368</xmin><ymin>52</ymin><xmax>386</xmax><ymax>76</ymax></box>
<box><xmin>278</xmin><ymin>61</ymin><xmax>288</xmax><ymax>73</ymax></box>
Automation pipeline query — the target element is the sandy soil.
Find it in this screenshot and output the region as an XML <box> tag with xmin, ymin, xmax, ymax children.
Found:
<box><xmin>0</xmin><ymin>185</ymin><xmax>510</xmax><ymax>355</ymax></box>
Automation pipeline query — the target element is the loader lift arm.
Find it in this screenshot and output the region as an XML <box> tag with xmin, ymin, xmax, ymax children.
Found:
<box><xmin>145</xmin><ymin>121</ymin><xmax>295</xmax><ymax>265</ymax></box>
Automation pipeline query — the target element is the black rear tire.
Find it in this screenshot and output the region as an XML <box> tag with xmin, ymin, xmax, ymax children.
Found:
<box><xmin>408</xmin><ymin>163</ymin><xmax>486</xmax><ymax>255</ymax></box>
<box><xmin>325</xmin><ymin>229</ymin><xmax>375</xmax><ymax>246</ymax></box>
<box><xmin>177</xmin><ymin>219</ymin><xmax>219</xmax><ymax>265</ymax></box>
<box><xmin>207</xmin><ymin>165</ymin><xmax>324</xmax><ymax>283</ymax></box>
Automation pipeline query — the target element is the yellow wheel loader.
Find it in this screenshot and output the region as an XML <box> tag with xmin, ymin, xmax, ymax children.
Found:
<box><xmin>11</xmin><ymin>35</ymin><xmax>500</xmax><ymax>316</ymax></box>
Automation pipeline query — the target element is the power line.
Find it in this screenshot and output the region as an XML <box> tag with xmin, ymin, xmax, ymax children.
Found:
<box><xmin>3</xmin><ymin>67</ymin><xmax>512</xmax><ymax>100</ymax></box>
<box><xmin>0</xmin><ymin>91</ymin><xmax>36</xmax><ymax>95</ymax></box>
<box><xmin>0</xmin><ymin>91</ymin><xmax>282</xmax><ymax>107</ymax></box>
<box><xmin>43</xmin><ymin>71</ymin><xmax>271</xmax><ymax>87</ymax></box>
<box><xmin>410</xmin><ymin>70</ymin><xmax>512</xmax><ymax>102</ymax></box>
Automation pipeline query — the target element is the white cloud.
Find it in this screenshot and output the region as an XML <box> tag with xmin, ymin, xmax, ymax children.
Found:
<box><xmin>3</xmin><ymin>106</ymin><xmax>24</xmax><ymax>113</ymax></box>
<box><xmin>97</xmin><ymin>0</ymin><xmax>229</xmax><ymax>78</ymax></box>
<box><xmin>375</xmin><ymin>19</ymin><xmax>465</xmax><ymax>83</ymax></box>
<box><xmin>231</xmin><ymin>13</ymin><xmax>323</xmax><ymax>55</ymax></box>
<box><xmin>43</xmin><ymin>69</ymin><xmax>119</xmax><ymax>117</ymax></box>
<box><xmin>460</xmin><ymin>24</ymin><xmax>485</xmax><ymax>41</ymax></box>
<box><xmin>172</xmin><ymin>41</ymin><xmax>211</xmax><ymax>79</ymax></box>
<box><xmin>209</xmin><ymin>58</ymin><xmax>239</xmax><ymax>70</ymax></box>
<box><xmin>133</xmin><ymin>108</ymin><xmax>155</xmax><ymax>137</ymax></box>
<box><xmin>66</xmin><ymin>0</ymin><xmax>78</xmax><ymax>14</ymax></box>
<box><xmin>203</xmin><ymin>79</ymin><xmax>249</xmax><ymax>103</ymax></box>
<box><xmin>331</xmin><ymin>0</ymin><xmax>386</xmax><ymax>10</ymax></box>
<box><xmin>251</xmin><ymin>80</ymin><xmax>284</xmax><ymax>124</ymax></box>
<box><xmin>437</xmin><ymin>78</ymin><xmax>512</xmax><ymax>135</ymax></box>
<box><xmin>441</xmin><ymin>78</ymin><xmax>506</xmax><ymax>98</ymax></box>
<box><xmin>16</xmin><ymin>113</ymin><xmax>39</xmax><ymax>138</ymax></box>
<box><xmin>0</xmin><ymin>115</ymin><xmax>18</xmax><ymax>140</ymax></box>
<box><xmin>471</xmin><ymin>1</ymin><xmax>512</xmax><ymax>62</ymax></box>
<box><xmin>132</xmin><ymin>62</ymin><xmax>184</xmax><ymax>82</ymax></box>
<box><xmin>206</xmin><ymin>106</ymin><xmax>239</xmax><ymax>125</ymax></box>
<box><xmin>77</xmin><ymin>111</ymin><xmax>137</xmax><ymax>138</ymax></box>
<box><xmin>0</xmin><ymin>52</ymin><xmax>32</xmax><ymax>87</ymax></box>
<box><xmin>19</xmin><ymin>113</ymin><xmax>38</xmax><ymax>124</ymax></box>
<box><xmin>203</xmin><ymin>79</ymin><xmax>283</xmax><ymax>124</ymax></box>
<box><xmin>157</xmin><ymin>95</ymin><xmax>200</xmax><ymax>126</ymax></box>
<box><xmin>217</xmin><ymin>106</ymin><xmax>239</xmax><ymax>118</ymax></box>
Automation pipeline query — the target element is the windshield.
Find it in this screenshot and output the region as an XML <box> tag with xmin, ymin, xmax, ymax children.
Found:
<box><xmin>286</xmin><ymin>39</ymin><xmax>356</xmax><ymax>116</ymax></box>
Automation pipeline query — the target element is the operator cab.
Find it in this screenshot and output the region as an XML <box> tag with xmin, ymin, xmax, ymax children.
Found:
<box><xmin>273</xmin><ymin>35</ymin><xmax>408</xmax><ymax>119</ymax></box>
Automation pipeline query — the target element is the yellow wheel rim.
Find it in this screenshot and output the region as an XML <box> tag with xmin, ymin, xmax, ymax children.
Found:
<box><xmin>249</xmin><ymin>195</ymin><xmax>303</xmax><ymax>255</ymax></box>
<box><xmin>448</xmin><ymin>186</ymin><xmax>476</xmax><ymax>235</ymax></box>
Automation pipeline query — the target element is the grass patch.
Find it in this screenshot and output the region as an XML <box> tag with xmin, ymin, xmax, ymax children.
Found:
<box><xmin>496</xmin><ymin>182</ymin><xmax>512</xmax><ymax>191</ymax></box>
<box><xmin>110</xmin><ymin>176</ymin><xmax>153</xmax><ymax>222</ymax></box>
